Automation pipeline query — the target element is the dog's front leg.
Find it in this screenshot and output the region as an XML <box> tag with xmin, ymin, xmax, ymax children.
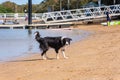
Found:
<box><xmin>41</xmin><ymin>51</ymin><xmax>47</xmax><ymax>60</ymax></box>
<box><xmin>61</xmin><ymin>48</ymin><xmax>68</xmax><ymax>59</ymax></box>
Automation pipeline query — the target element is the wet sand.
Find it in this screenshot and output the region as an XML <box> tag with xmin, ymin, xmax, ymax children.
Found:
<box><xmin>0</xmin><ymin>24</ymin><xmax>120</xmax><ymax>80</ymax></box>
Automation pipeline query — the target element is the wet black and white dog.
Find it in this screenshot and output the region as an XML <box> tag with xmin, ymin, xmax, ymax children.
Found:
<box><xmin>34</xmin><ymin>31</ymin><xmax>72</xmax><ymax>60</ymax></box>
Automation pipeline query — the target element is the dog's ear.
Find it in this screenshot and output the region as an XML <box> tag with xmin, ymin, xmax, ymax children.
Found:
<box><xmin>68</xmin><ymin>38</ymin><xmax>72</xmax><ymax>44</ymax></box>
<box><xmin>69</xmin><ymin>38</ymin><xmax>72</xmax><ymax>41</ymax></box>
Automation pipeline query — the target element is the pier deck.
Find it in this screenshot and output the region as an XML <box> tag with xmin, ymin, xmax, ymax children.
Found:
<box><xmin>0</xmin><ymin>22</ymin><xmax>77</xmax><ymax>29</ymax></box>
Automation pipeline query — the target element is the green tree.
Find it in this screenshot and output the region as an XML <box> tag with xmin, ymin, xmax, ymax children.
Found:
<box><xmin>1</xmin><ymin>1</ymin><xmax>17</xmax><ymax>13</ymax></box>
<box><xmin>0</xmin><ymin>5</ymin><xmax>13</xmax><ymax>13</ymax></box>
<box><xmin>0</xmin><ymin>0</ymin><xmax>113</xmax><ymax>13</ymax></box>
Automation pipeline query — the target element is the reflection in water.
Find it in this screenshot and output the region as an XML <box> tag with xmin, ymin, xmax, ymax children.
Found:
<box><xmin>28</xmin><ymin>29</ymin><xmax>32</xmax><ymax>35</ymax></box>
<box><xmin>28</xmin><ymin>29</ymin><xmax>33</xmax><ymax>52</ymax></box>
<box><xmin>0</xmin><ymin>29</ymin><xmax>91</xmax><ymax>61</ymax></box>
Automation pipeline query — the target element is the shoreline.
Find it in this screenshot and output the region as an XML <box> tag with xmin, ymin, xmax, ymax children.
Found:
<box><xmin>1</xmin><ymin>24</ymin><xmax>120</xmax><ymax>80</ymax></box>
<box><xmin>0</xmin><ymin>28</ymin><xmax>91</xmax><ymax>62</ymax></box>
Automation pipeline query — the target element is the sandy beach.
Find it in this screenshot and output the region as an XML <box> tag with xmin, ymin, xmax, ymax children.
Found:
<box><xmin>0</xmin><ymin>24</ymin><xmax>120</xmax><ymax>80</ymax></box>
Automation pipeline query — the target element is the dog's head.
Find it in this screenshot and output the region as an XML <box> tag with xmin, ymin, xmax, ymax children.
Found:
<box><xmin>34</xmin><ymin>31</ymin><xmax>40</xmax><ymax>36</ymax></box>
<box><xmin>34</xmin><ymin>31</ymin><xmax>41</xmax><ymax>36</ymax></box>
<box><xmin>34</xmin><ymin>31</ymin><xmax>41</xmax><ymax>40</ymax></box>
<box><xmin>62</xmin><ymin>37</ymin><xmax>72</xmax><ymax>45</ymax></box>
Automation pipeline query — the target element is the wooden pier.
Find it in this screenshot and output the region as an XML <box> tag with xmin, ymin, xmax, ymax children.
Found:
<box><xmin>0</xmin><ymin>24</ymin><xmax>25</xmax><ymax>29</ymax></box>
<box><xmin>0</xmin><ymin>22</ymin><xmax>78</xmax><ymax>29</ymax></box>
<box><xmin>27</xmin><ymin>22</ymin><xmax>75</xmax><ymax>29</ymax></box>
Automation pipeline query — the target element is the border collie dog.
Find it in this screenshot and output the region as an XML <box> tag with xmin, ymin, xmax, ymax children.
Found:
<box><xmin>34</xmin><ymin>31</ymin><xmax>72</xmax><ymax>60</ymax></box>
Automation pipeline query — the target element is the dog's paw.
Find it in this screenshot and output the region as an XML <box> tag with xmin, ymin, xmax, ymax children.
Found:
<box><xmin>42</xmin><ymin>58</ymin><xmax>47</xmax><ymax>60</ymax></box>
<box><xmin>56</xmin><ymin>57</ymin><xmax>60</xmax><ymax>60</ymax></box>
<box><xmin>64</xmin><ymin>57</ymin><xmax>69</xmax><ymax>59</ymax></box>
<box><xmin>42</xmin><ymin>56</ymin><xmax>47</xmax><ymax>60</ymax></box>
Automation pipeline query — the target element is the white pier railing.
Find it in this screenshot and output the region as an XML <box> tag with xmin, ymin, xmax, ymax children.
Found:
<box><xmin>42</xmin><ymin>4</ymin><xmax>120</xmax><ymax>23</ymax></box>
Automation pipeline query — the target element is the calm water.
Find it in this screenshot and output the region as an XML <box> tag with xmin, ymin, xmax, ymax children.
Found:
<box><xmin>0</xmin><ymin>29</ymin><xmax>90</xmax><ymax>61</ymax></box>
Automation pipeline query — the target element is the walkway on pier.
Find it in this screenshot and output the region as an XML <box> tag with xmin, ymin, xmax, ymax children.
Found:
<box><xmin>42</xmin><ymin>4</ymin><xmax>120</xmax><ymax>23</ymax></box>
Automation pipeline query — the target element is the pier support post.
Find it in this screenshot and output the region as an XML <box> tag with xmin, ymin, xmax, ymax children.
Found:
<box><xmin>59</xmin><ymin>25</ymin><xmax>61</xmax><ymax>28</ymax></box>
<box><xmin>28</xmin><ymin>0</ymin><xmax>32</xmax><ymax>25</ymax></box>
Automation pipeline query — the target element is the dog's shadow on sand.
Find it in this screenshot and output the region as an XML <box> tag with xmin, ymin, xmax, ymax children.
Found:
<box><xmin>8</xmin><ymin>58</ymin><xmax>56</xmax><ymax>63</ymax></box>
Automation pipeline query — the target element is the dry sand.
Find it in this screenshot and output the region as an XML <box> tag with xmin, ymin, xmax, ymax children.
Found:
<box><xmin>0</xmin><ymin>24</ymin><xmax>120</xmax><ymax>80</ymax></box>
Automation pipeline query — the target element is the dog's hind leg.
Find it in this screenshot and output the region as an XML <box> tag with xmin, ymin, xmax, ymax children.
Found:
<box><xmin>40</xmin><ymin>45</ymin><xmax>49</xmax><ymax>60</ymax></box>
<box><xmin>61</xmin><ymin>48</ymin><xmax>68</xmax><ymax>59</ymax></box>
<box><xmin>56</xmin><ymin>54</ymin><xmax>59</xmax><ymax>59</ymax></box>
<box><xmin>44</xmin><ymin>53</ymin><xmax>49</xmax><ymax>59</ymax></box>
<box><xmin>41</xmin><ymin>50</ymin><xmax>48</xmax><ymax>60</ymax></box>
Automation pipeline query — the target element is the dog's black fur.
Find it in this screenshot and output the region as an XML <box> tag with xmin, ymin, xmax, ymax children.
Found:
<box><xmin>34</xmin><ymin>31</ymin><xmax>72</xmax><ymax>59</ymax></box>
